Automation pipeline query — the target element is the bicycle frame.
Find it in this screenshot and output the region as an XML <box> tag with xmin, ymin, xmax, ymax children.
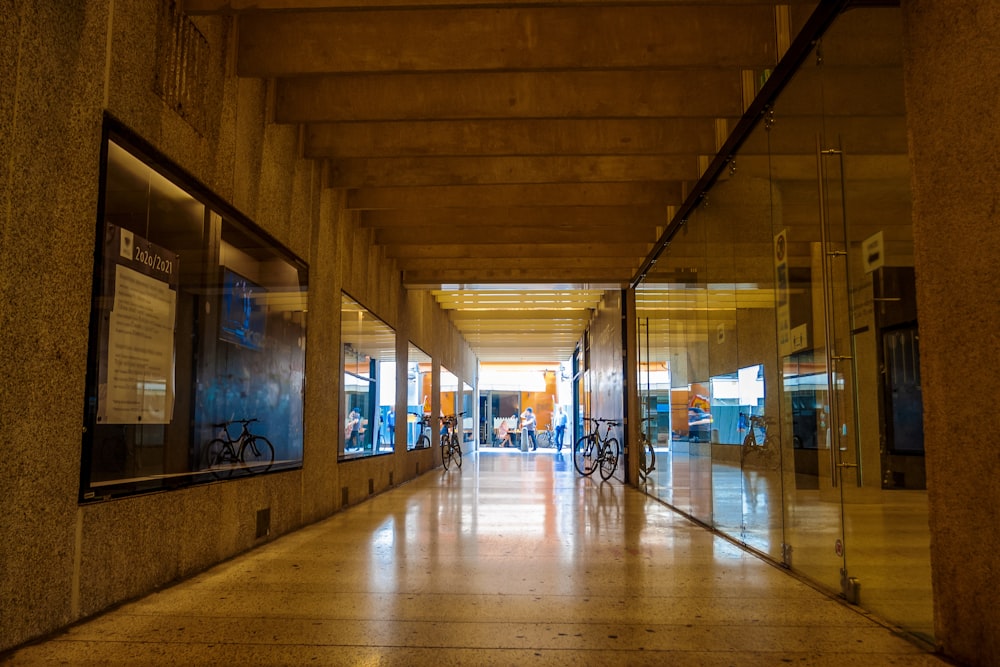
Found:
<box><xmin>441</xmin><ymin>412</ymin><xmax>464</xmax><ymax>470</ymax></box>
<box><xmin>204</xmin><ymin>418</ymin><xmax>274</xmax><ymax>477</ymax></box>
<box><xmin>573</xmin><ymin>417</ymin><xmax>621</xmax><ymax>480</ymax></box>
<box><xmin>740</xmin><ymin>413</ymin><xmax>778</xmax><ymax>469</ymax></box>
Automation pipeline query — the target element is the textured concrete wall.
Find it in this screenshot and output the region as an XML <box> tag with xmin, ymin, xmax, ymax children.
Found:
<box><xmin>901</xmin><ymin>2</ymin><xmax>1000</xmax><ymax>664</ymax></box>
<box><xmin>1</xmin><ymin>1</ymin><xmax>108</xmax><ymax>647</ymax></box>
<box><xmin>0</xmin><ymin>0</ymin><xmax>475</xmax><ymax>652</ymax></box>
<box><xmin>589</xmin><ymin>290</ymin><xmax>625</xmax><ymax>482</ymax></box>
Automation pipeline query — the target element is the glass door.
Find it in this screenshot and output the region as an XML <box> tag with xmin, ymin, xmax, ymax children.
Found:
<box><xmin>768</xmin><ymin>18</ymin><xmax>852</xmax><ymax>598</ymax></box>
<box><xmin>820</xmin><ymin>8</ymin><xmax>933</xmax><ymax>639</ymax></box>
<box><xmin>770</xmin><ymin>6</ymin><xmax>932</xmax><ymax>639</ymax></box>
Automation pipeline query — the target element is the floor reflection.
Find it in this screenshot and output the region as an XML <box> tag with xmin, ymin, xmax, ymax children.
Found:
<box><xmin>641</xmin><ymin>445</ymin><xmax>934</xmax><ymax>639</ymax></box>
<box><xmin>2</xmin><ymin>449</ymin><xmax>946</xmax><ymax>665</ymax></box>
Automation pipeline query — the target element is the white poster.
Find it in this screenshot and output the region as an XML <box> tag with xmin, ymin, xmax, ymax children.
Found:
<box><xmin>100</xmin><ymin>258</ymin><xmax>177</xmax><ymax>424</ymax></box>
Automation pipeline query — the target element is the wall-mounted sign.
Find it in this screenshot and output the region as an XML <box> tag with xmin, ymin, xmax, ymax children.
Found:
<box><xmin>862</xmin><ymin>231</ymin><xmax>885</xmax><ymax>273</ymax></box>
<box><xmin>791</xmin><ymin>324</ymin><xmax>808</xmax><ymax>353</ymax></box>
<box><xmin>775</xmin><ymin>229</ymin><xmax>791</xmax><ymax>356</ymax></box>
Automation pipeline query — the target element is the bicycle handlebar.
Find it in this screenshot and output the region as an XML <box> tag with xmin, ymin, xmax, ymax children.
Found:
<box><xmin>212</xmin><ymin>418</ymin><xmax>258</xmax><ymax>428</ymax></box>
<box><xmin>441</xmin><ymin>412</ymin><xmax>465</xmax><ymax>425</ymax></box>
<box><xmin>583</xmin><ymin>416</ymin><xmax>621</xmax><ymax>425</ymax></box>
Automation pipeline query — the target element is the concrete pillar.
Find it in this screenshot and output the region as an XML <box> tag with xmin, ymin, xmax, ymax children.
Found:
<box><xmin>901</xmin><ymin>2</ymin><xmax>1000</xmax><ymax>662</ymax></box>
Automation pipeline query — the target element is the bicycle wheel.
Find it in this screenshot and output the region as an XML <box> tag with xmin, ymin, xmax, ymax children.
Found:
<box><xmin>203</xmin><ymin>438</ymin><xmax>235</xmax><ymax>479</ymax></box>
<box><xmin>573</xmin><ymin>435</ymin><xmax>597</xmax><ymax>476</ymax></box>
<box><xmin>599</xmin><ymin>437</ymin><xmax>620</xmax><ymax>481</ymax></box>
<box><xmin>441</xmin><ymin>441</ymin><xmax>451</xmax><ymax>471</ymax></box>
<box><xmin>637</xmin><ymin>438</ymin><xmax>653</xmax><ymax>483</ymax></box>
<box><xmin>536</xmin><ymin>430</ymin><xmax>551</xmax><ymax>448</ymax></box>
<box><xmin>451</xmin><ymin>433</ymin><xmax>463</xmax><ymax>469</ymax></box>
<box><xmin>242</xmin><ymin>435</ymin><xmax>274</xmax><ymax>473</ymax></box>
<box><xmin>761</xmin><ymin>435</ymin><xmax>780</xmax><ymax>470</ymax></box>
<box><xmin>417</xmin><ymin>434</ymin><xmax>430</xmax><ymax>449</ymax></box>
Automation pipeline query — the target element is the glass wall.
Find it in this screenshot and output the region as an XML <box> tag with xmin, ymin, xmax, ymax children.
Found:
<box><xmin>406</xmin><ymin>343</ymin><xmax>431</xmax><ymax>450</ymax></box>
<box><xmin>635</xmin><ymin>5</ymin><xmax>932</xmax><ymax>642</ymax></box>
<box><xmin>81</xmin><ymin>125</ymin><xmax>307</xmax><ymax>499</ymax></box>
<box><xmin>341</xmin><ymin>293</ymin><xmax>396</xmax><ymax>459</ymax></box>
<box><xmin>461</xmin><ymin>381</ymin><xmax>475</xmax><ymax>445</ymax></box>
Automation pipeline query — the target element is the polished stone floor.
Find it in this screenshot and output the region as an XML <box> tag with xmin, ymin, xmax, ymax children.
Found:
<box><xmin>3</xmin><ymin>451</ymin><xmax>947</xmax><ymax>666</ymax></box>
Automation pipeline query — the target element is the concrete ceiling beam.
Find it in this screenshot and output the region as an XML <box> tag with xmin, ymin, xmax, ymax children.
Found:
<box><xmin>276</xmin><ymin>70</ymin><xmax>743</xmax><ymax>123</ymax></box>
<box><xmin>185</xmin><ymin>0</ymin><xmax>815</xmax><ymax>14</ymax></box>
<box><xmin>345</xmin><ymin>183</ymin><xmax>682</xmax><ymax>210</ymax></box>
<box><xmin>237</xmin><ymin>6</ymin><xmax>776</xmax><ymax>76</ymax></box>
<box><xmin>384</xmin><ymin>242</ymin><xmax>650</xmax><ymax>259</ymax></box>
<box><xmin>375</xmin><ymin>224</ymin><xmax>656</xmax><ymax>245</ymax></box>
<box><xmin>327</xmin><ymin>155</ymin><xmax>698</xmax><ymax>188</ymax></box>
<box><xmin>359</xmin><ymin>206</ymin><xmax>667</xmax><ymax>229</ymax></box>
<box><xmin>306</xmin><ymin>118</ymin><xmax>726</xmax><ymax>159</ymax></box>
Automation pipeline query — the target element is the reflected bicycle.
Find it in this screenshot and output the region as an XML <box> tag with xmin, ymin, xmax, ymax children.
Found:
<box><xmin>740</xmin><ymin>413</ymin><xmax>779</xmax><ymax>469</ymax></box>
<box><xmin>637</xmin><ymin>416</ymin><xmax>656</xmax><ymax>484</ymax></box>
<box><xmin>202</xmin><ymin>418</ymin><xmax>275</xmax><ymax>478</ymax></box>
<box><xmin>410</xmin><ymin>412</ymin><xmax>431</xmax><ymax>449</ymax></box>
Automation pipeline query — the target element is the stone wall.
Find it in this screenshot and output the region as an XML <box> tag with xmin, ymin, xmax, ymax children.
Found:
<box><xmin>0</xmin><ymin>0</ymin><xmax>474</xmax><ymax>651</ymax></box>
<box><xmin>901</xmin><ymin>2</ymin><xmax>1000</xmax><ymax>663</ymax></box>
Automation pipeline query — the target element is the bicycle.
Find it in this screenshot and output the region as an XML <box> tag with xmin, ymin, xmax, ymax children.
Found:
<box><xmin>410</xmin><ymin>412</ymin><xmax>431</xmax><ymax>449</ymax></box>
<box><xmin>440</xmin><ymin>411</ymin><xmax>464</xmax><ymax>471</ymax></box>
<box><xmin>740</xmin><ymin>413</ymin><xmax>779</xmax><ymax>469</ymax></box>
<box><xmin>202</xmin><ymin>418</ymin><xmax>275</xmax><ymax>478</ymax></box>
<box><xmin>535</xmin><ymin>426</ymin><xmax>555</xmax><ymax>448</ymax></box>
<box><xmin>637</xmin><ymin>416</ymin><xmax>656</xmax><ymax>484</ymax></box>
<box><xmin>573</xmin><ymin>417</ymin><xmax>621</xmax><ymax>480</ymax></box>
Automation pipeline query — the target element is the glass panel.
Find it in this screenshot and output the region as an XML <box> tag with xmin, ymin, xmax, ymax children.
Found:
<box><xmin>681</xmin><ymin>207</ymin><xmax>714</xmax><ymax>526</ymax></box>
<box><xmin>730</xmin><ymin>119</ymin><xmax>785</xmax><ymax>559</ymax></box>
<box><xmin>635</xmin><ymin>287</ymin><xmax>671</xmax><ymax>497</ymax></box>
<box><xmin>341</xmin><ymin>293</ymin><xmax>395</xmax><ymax>459</ymax></box>
<box><xmin>641</xmin><ymin>205</ymin><xmax>712</xmax><ymax>523</ymax></box>
<box><xmin>199</xmin><ymin>219</ymin><xmax>308</xmax><ymax>473</ymax></box>
<box><xmin>816</xmin><ymin>7</ymin><xmax>932</xmax><ymax>639</ymax></box>
<box><xmin>631</xmin><ymin>3</ymin><xmax>930</xmax><ymax>642</ymax></box>
<box><xmin>766</xmin><ymin>18</ymin><xmax>847</xmax><ymax>599</ymax></box>
<box><xmin>406</xmin><ymin>343</ymin><xmax>432</xmax><ymax>450</ymax></box>
<box><xmin>82</xmin><ymin>132</ymin><xmax>307</xmax><ymax>499</ymax></box>
<box><xmin>462</xmin><ymin>381</ymin><xmax>474</xmax><ymax>445</ymax></box>
<box><xmin>702</xmin><ymin>173</ymin><xmax>744</xmax><ymax>544</ymax></box>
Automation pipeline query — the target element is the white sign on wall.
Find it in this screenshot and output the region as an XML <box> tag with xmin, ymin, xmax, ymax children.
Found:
<box><xmin>98</xmin><ymin>226</ymin><xmax>178</xmax><ymax>425</ymax></box>
<box><xmin>862</xmin><ymin>231</ymin><xmax>885</xmax><ymax>274</ymax></box>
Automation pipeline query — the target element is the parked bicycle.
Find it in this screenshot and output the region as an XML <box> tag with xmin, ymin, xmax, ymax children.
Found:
<box><xmin>740</xmin><ymin>413</ymin><xmax>779</xmax><ymax>469</ymax></box>
<box><xmin>573</xmin><ymin>417</ymin><xmax>621</xmax><ymax>480</ymax></box>
<box><xmin>441</xmin><ymin>411</ymin><xmax>464</xmax><ymax>471</ymax></box>
<box><xmin>637</xmin><ymin>416</ymin><xmax>656</xmax><ymax>484</ymax></box>
<box><xmin>410</xmin><ymin>412</ymin><xmax>431</xmax><ymax>449</ymax></box>
<box><xmin>202</xmin><ymin>418</ymin><xmax>274</xmax><ymax>478</ymax></box>
<box><xmin>535</xmin><ymin>426</ymin><xmax>555</xmax><ymax>448</ymax></box>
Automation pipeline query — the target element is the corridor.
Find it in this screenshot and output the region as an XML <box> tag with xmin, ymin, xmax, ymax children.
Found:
<box><xmin>3</xmin><ymin>452</ymin><xmax>945</xmax><ymax>666</ymax></box>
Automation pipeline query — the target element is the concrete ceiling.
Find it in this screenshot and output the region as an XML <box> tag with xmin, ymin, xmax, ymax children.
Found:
<box><xmin>181</xmin><ymin>1</ymin><xmax>855</xmax><ymax>363</ymax></box>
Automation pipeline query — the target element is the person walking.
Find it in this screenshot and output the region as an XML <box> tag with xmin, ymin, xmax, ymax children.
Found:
<box><xmin>521</xmin><ymin>407</ymin><xmax>537</xmax><ymax>451</ymax></box>
<box><xmin>554</xmin><ymin>406</ymin><xmax>568</xmax><ymax>452</ymax></box>
<box><xmin>346</xmin><ymin>409</ymin><xmax>361</xmax><ymax>450</ymax></box>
